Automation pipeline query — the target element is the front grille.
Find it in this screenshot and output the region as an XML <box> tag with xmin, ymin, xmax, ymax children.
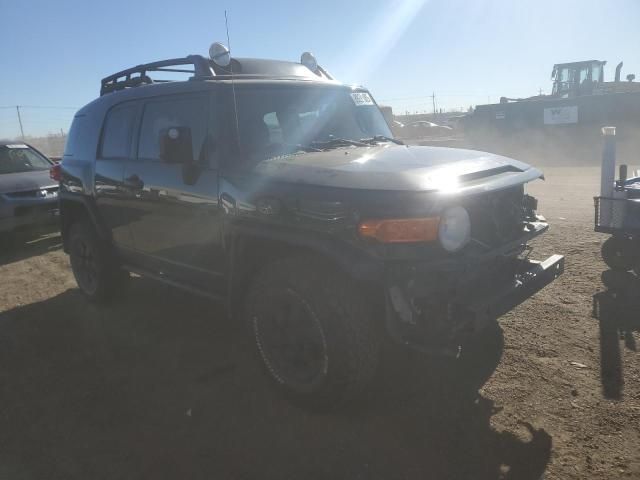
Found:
<box><xmin>6</xmin><ymin>186</ymin><xmax>59</xmax><ymax>199</ymax></box>
<box><xmin>466</xmin><ymin>186</ymin><xmax>525</xmax><ymax>248</ymax></box>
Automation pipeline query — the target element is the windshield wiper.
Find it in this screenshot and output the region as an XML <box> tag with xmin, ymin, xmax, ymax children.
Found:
<box><xmin>359</xmin><ymin>135</ymin><xmax>404</xmax><ymax>145</ymax></box>
<box><xmin>293</xmin><ymin>144</ymin><xmax>323</xmax><ymax>153</ymax></box>
<box><xmin>310</xmin><ymin>137</ymin><xmax>369</xmax><ymax>149</ymax></box>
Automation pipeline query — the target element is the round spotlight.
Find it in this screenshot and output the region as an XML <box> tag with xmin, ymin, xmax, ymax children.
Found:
<box><xmin>438</xmin><ymin>206</ymin><xmax>471</xmax><ymax>252</ymax></box>
<box><xmin>209</xmin><ymin>42</ymin><xmax>231</xmax><ymax>67</ymax></box>
<box><xmin>300</xmin><ymin>51</ymin><xmax>318</xmax><ymax>73</ymax></box>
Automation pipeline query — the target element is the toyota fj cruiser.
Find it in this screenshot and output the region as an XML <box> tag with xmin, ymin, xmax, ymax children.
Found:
<box><xmin>59</xmin><ymin>43</ymin><xmax>564</xmax><ymax>409</ymax></box>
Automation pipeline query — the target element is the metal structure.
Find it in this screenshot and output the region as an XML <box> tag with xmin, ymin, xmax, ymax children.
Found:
<box><xmin>464</xmin><ymin>59</ymin><xmax>640</xmax><ymax>164</ymax></box>
<box><xmin>594</xmin><ymin>127</ymin><xmax>640</xmax><ymax>273</ymax></box>
<box><xmin>100</xmin><ymin>52</ymin><xmax>334</xmax><ymax>96</ymax></box>
<box><xmin>551</xmin><ymin>60</ymin><xmax>606</xmax><ymax>97</ymax></box>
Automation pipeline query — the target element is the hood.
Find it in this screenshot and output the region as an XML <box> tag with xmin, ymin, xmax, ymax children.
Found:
<box><xmin>252</xmin><ymin>145</ymin><xmax>543</xmax><ymax>193</ymax></box>
<box><xmin>0</xmin><ymin>170</ymin><xmax>57</xmax><ymax>195</ymax></box>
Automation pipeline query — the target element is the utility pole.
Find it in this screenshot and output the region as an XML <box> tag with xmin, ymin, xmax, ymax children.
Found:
<box><xmin>432</xmin><ymin>92</ymin><xmax>436</xmax><ymax>115</ymax></box>
<box><xmin>16</xmin><ymin>106</ymin><xmax>25</xmax><ymax>139</ymax></box>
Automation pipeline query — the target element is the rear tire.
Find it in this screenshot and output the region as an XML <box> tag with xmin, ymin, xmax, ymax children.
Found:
<box><xmin>244</xmin><ymin>255</ymin><xmax>381</xmax><ymax>411</ymax></box>
<box><xmin>601</xmin><ymin>236</ymin><xmax>636</xmax><ymax>272</ymax></box>
<box><xmin>68</xmin><ymin>221</ymin><xmax>127</xmax><ymax>303</ymax></box>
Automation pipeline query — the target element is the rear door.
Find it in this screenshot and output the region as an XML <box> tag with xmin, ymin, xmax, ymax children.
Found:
<box><xmin>123</xmin><ymin>92</ymin><xmax>225</xmax><ymax>295</ymax></box>
<box><xmin>94</xmin><ymin>101</ymin><xmax>140</xmax><ymax>249</ymax></box>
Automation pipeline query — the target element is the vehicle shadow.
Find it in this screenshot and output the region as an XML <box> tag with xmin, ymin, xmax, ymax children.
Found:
<box><xmin>0</xmin><ymin>280</ymin><xmax>551</xmax><ymax>480</ymax></box>
<box><xmin>592</xmin><ymin>270</ymin><xmax>640</xmax><ymax>400</ymax></box>
<box><xmin>0</xmin><ymin>229</ymin><xmax>62</xmax><ymax>266</ymax></box>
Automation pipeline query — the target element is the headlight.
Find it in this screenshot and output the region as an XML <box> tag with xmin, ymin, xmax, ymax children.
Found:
<box><xmin>438</xmin><ymin>206</ymin><xmax>471</xmax><ymax>252</ymax></box>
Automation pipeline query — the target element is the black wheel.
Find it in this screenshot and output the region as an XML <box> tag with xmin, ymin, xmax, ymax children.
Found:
<box><xmin>244</xmin><ymin>255</ymin><xmax>381</xmax><ymax>410</ymax></box>
<box><xmin>68</xmin><ymin>222</ymin><xmax>127</xmax><ymax>303</ymax></box>
<box><xmin>601</xmin><ymin>236</ymin><xmax>636</xmax><ymax>272</ymax></box>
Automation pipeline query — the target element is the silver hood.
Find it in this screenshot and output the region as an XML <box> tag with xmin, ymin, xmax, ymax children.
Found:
<box><xmin>253</xmin><ymin>145</ymin><xmax>543</xmax><ymax>193</ymax></box>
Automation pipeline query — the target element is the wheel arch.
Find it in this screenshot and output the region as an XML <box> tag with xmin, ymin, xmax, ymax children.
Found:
<box><xmin>59</xmin><ymin>193</ymin><xmax>110</xmax><ymax>253</ymax></box>
<box><xmin>226</xmin><ymin>224</ymin><xmax>383</xmax><ymax>314</ymax></box>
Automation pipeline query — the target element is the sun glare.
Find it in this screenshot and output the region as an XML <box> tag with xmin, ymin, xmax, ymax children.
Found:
<box><xmin>337</xmin><ymin>0</ymin><xmax>429</xmax><ymax>83</ymax></box>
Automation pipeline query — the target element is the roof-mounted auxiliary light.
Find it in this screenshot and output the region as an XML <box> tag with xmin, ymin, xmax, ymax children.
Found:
<box><xmin>301</xmin><ymin>51</ymin><xmax>318</xmax><ymax>73</ymax></box>
<box><xmin>209</xmin><ymin>42</ymin><xmax>231</xmax><ymax>67</ymax></box>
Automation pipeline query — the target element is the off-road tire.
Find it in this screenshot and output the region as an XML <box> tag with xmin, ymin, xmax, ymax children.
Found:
<box><xmin>68</xmin><ymin>221</ymin><xmax>127</xmax><ymax>303</ymax></box>
<box><xmin>601</xmin><ymin>236</ymin><xmax>636</xmax><ymax>272</ymax></box>
<box><xmin>244</xmin><ymin>255</ymin><xmax>381</xmax><ymax>411</ymax></box>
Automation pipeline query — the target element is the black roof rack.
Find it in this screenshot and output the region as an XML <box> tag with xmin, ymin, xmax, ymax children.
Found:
<box><xmin>100</xmin><ymin>55</ymin><xmax>214</xmax><ymax>96</ymax></box>
<box><xmin>100</xmin><ymin>54</ymin><xmax>336</xmax><ymax>96</ymax></box>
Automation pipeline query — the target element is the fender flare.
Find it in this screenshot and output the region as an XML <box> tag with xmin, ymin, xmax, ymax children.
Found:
<box><xmin>59</xmin><ymin>192</ymin><xmax>111</xmax><ymax>251</ymax></box>
<box><xmin>226</xmin><ymin>222</ymin><xmax>384</xmax><ymax>307</ymax></box>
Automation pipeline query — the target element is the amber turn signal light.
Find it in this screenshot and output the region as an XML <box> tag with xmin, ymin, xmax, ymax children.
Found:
<box><xmin>358</xmin><ymin>217</ymin><xmax>440</xmax><ymax>243</ymax></box>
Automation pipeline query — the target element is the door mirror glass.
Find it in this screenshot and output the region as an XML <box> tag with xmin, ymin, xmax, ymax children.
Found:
<box><xmin>159</xmin><ymin>126</ymin><xmax>193</xmax><ymax>164</ymax></box>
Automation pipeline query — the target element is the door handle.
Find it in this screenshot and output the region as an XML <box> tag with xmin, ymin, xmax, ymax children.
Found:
<box><xmin>221</xmin><ymin>193</ymin><xmax>237</xmax><ymax>213</ymax></box>
<box><xmin>124</xmin><ymin>174</ymin><xmax>144</xmax><ymax>190</ymax></box>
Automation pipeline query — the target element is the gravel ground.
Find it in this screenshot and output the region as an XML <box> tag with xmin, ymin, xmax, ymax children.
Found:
<box><xmin>0</xmin><ymin>166</ymin><xmax>638</xmax><ymax>480</ymax></box>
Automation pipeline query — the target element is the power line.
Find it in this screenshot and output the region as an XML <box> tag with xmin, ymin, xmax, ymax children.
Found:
<box><xmin>0</xmin><ymin>105</ymin><xmax>78</xmax><ymax>110</ymax></box>
<box><xmin>378</xmin><ymin>93</ymin><xmax>505</xmax><ymax>102</ymax></box>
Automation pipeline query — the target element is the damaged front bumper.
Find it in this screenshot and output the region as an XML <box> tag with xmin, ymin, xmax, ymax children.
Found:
<box><xmin>384</xmin><ymin>223</ymin><xmax>564</xmax><ymax>354</ymax></box>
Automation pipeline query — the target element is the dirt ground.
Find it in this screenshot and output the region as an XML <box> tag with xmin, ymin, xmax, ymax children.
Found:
<box><xmin>0</xmin><ymin>166</ymin><xmax>638</xmax><ymax>480</ymax></box>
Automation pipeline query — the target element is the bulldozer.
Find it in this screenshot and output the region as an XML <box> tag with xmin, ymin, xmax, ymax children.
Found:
<box><xmin>464</xmin><ymin>60</ymin><xmax>640</xmax><ymax>165</ymax></box>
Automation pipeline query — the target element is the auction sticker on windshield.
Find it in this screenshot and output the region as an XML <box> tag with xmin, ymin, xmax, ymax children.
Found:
<box><xmin>350</xmin><ymin>92</ymin><xmax>374</xmax><ymax>106</ymax></box>
<box><xmin>5</xmin><ymin>144</ymin><xmax>29</xmax><ymax>149</ymax></box>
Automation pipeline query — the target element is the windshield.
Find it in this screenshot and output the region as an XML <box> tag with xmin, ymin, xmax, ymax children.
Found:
<box><xmin>0</xmin><ymin>145</ymin><xmax>51</xmax><ymax>174</ymax></box>
<box><xmin>225</xmin><ymin>86</ymin><xmax>393</xmax><ymax>164</ymax></box>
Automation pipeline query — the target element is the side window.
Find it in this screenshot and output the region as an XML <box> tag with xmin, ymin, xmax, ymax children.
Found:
<box><xmin>138</xmin><ymin>96</ymin><xmax>207</xmax><ymax>163</ymax></box>
<box><xmin>100</xmin><ymin>104</ymin><xmax>136</xmax><ymax>159</ymax></box>
<box><xmin>63</xmin><ymin>114</ymin><xmax>85</xmax><ymax>157</ymax></box>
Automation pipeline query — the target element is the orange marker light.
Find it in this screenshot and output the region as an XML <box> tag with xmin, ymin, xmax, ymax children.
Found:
<box><xmin>358</xmin><ymin>217</ymin><xmax>440</xmax><ymax>243</ymax></box>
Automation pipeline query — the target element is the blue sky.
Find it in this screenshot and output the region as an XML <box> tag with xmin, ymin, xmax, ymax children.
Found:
<box><xmin>1</xmin><ymin>0</ymin><xmax>639</xmax><ymax>137</ymax></box>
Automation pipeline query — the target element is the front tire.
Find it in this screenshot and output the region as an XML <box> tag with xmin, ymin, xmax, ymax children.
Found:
<box><xmin>68</xmin><ymin>221</ymin><xmax>126</xmax><ymax>303</ymax></box>
<box><xmin>244</xmin><ymin>255</ymin><xmax>381</xmax><ymax>411</ymax></box>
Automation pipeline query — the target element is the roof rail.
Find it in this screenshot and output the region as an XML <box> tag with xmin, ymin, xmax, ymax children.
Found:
<box><xmin>100</xmin><ymin>55</ymin><xmax>214</xmax><ymax>96</ymax></box>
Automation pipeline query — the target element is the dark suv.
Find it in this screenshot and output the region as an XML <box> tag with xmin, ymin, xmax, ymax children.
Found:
<box><xmin>59</xmin><ymin>45</ymin><xmax>564</xmax><ymax>409</ymax></box>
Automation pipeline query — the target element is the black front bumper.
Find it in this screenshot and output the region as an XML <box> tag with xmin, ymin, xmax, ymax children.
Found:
<box><xmin>385</xmin><ymin>253</ymin><xmax>565</xmax><ymax>353</ymax></box>
<box><xmin>464</xmin><ymin>254</ymin><xmax>564</xmax><ymax>324</ymax></box>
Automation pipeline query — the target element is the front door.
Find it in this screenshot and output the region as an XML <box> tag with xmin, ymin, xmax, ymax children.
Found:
<box><xmin>123</xmin><ymin>93</ymin><xmax>225</xmax><ymax>295</ymax></box>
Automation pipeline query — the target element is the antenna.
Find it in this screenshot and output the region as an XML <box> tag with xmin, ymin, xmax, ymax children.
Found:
<box><xmin>225</xmin><ymin>10</ymin><xmax>241</xmax><ymax>151</ymax></box>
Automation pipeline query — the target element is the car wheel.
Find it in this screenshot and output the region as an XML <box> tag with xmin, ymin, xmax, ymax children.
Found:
<box><xmin>68</xmin><ymin>221</ymin><xmax>126</xmax><ymax>303</ymax></box>
<box><xmin>601</xmin><ymin>236</ymin><xmax>636</xmax><ymax>271</ymax></box>
<box><xmin>244</xmin><ymin>255</ymin><xmax>381</xmax><ymax>411</ymax></box>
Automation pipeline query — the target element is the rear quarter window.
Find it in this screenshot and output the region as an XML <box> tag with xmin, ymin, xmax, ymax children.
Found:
<box><xmin>100</xmin><ymin>104</ymin><xmax>137</xmax><ymax>159</ymax></box>
<box><xmin>63</xmin><ymin>114</ymin><xmax>86</xmax><ymax>157</ymax></box>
